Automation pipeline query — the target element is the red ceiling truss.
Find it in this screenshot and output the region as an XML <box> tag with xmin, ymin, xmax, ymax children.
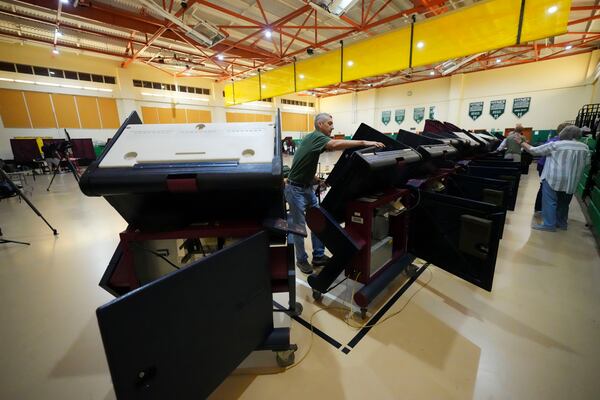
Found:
<box><xmin>0</xmin><ymin>0</ymin><xmax>598</xmax><ymax>97</ymax></box>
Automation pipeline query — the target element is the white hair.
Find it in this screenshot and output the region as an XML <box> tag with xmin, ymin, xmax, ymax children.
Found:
<box><xmin>314</xmin><ymin>113</ymin><xmax>332</xmax><ymax>130</ymax></box>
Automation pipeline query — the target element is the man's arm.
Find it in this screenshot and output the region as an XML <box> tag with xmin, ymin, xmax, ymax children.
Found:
<box><xmin>496</xmin><ymin>138</ymin><xmax>508</xmax><ymax>151</ymax></box>
<box><xmin>325</xmin><ymin>139</ymin><xmax>385</xmax><ymax>151</ymax></box>
<box><xmin>519</xmin><ymin>140</ymin><xmax>553</xmax><ymax>156</ymax></box>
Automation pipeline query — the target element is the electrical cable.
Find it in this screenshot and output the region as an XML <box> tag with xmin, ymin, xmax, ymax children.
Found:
<box><xmin>130</xmin><ymin>242</ymin><xmax>180</xmax><ymax>270</ymax></box>
<box><xmin>283</xmin><ymin>268</ymin><xmax>433</xmax><ymax>370</ymax></box>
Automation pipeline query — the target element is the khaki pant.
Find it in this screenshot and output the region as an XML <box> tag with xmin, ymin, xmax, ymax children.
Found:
<box><xmin>504</xmin><ymin>153</ymin><xmax>521</xmax><ymax>163</ymax></box>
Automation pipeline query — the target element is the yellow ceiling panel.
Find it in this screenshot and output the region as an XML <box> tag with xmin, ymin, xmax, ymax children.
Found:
<box><xmin>296</xmin><ymin>49</ymin><xmax>342</xmax><ymax>91</ymax></box>
<box><xmin>343</xmin><ymin>27</ymin><xmax>411</xmax><ymax>82</ymax></box>
<box><xmin>233</xmin><ymin>75</ymin><xmax>261</xmax><ymax>104</ymax></box>
<box><xmin>521</xmin><ymin>0</ymin><xmax>571</xmax><ymax>43</ymax></box>
<box><xmin>260</xmin><ymin>64</ymin><xmax>295</xmax><ymax>99</ymax></box>
<box><xmin>412</xmin><ymin>0</ymin><xmax>521</xmax><ymax>67</ymax></box>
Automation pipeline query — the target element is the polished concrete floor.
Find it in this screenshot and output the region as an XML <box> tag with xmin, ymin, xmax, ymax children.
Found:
<box><xmin>1</xmin><ymin>163</ymin><xmax>599</xmax><ymax>400</ymax></box>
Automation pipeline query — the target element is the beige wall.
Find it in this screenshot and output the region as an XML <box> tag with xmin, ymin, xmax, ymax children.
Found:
<box><xmin>0</xmin><ymin>41</ymin><xmax>315</xmax><ymax>159</ymax></box>
<box><xmin>321</xmin><ymin>51</ymin><xmax>600</xmax><ymax>136</ymax></box>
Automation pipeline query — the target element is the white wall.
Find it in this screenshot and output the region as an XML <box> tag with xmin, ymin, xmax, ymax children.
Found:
<box><xmin>322</xmin><ymin>51</ymin><xmax>600</xmax><ymax>136</ymax></box>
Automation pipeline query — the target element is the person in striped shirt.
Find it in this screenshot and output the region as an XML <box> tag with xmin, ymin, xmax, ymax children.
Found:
<box><xmin>519</xmin><ymin>125</ymin><xmax>591</xmax><ymax>231</ymax></box>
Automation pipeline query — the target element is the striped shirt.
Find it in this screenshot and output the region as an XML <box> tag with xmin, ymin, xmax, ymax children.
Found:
<box><xmin>527</xmin><ymin>140</ymin><xmax>591</xmax><ymax>194</ymax></box>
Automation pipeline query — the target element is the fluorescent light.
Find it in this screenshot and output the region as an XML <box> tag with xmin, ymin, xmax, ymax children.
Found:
<box><xmin>55</xmin><ymin>29</ymin><xmax>63</xmax><ymax>38</ymax></box>
<box><xmin>96</xmin><ymin>88</ymin><xmax>113</xmax><ymax>92</ymax></box>
<box><xmin>416</xmin><ymin>41</ymin><xmax>425</xmax><ymax>49</ymax></box>
<box><xmin>141</xmin><ymin>92</ymin><xmax>209</xmax><ymax>102</ymax></box>
<box><xmin>565</xmin><ymin>45</ymin><xmax>573</xmax><ymax>50</ymax></box>
<box><xmin>36</xmin><ymin>81</ymin><xmax>60</xmax><ymax>87</ymax></box>
<box><xmin>60</xmin><ymin>84</ymin><xmax>82</xmax><ymax>89</ymax></box>
<box><xmin>547</xmin><ymin>5</ymin><xmax>558</xmax><ymax>14</ymax></box>
<box><xmin>217</xmin><ymin>54</ymin><xmax>224</xmax><ymax>61</ymax></box>
<box><xmin>429</xmin><ymin>71</ymin><xmax>435</xmax><ymax>76</ymax></box>
<box><xmin>60</xmin><ymin>0</ymin><xmax>69</xmax><ymax>3</ymax></box>
<box><xmin>15</xmin><ymin>79</ymin><xmax>34</xmax><ymax>84</ymax></box>
<box><xmin>346</xmin><ymin>60</ymin><xmax>354</xmax><ymax>67</ymax></box>
<box><xmin>261</xmin><ymin>84</ymin><xmax>266</xmax><ymax>89</ymax></box>
<box><xmin>83</xmin><ymin>86</ymin><xmax>99</xmax><ymax>91</ymax></box>
<box><xmin>299</xmin><ymin>74</ymin><xmax>305</xmax><ymax>79</ymax></box>
<box><xmin>0</xmin><ymin>77</ymin><xmax>15</xmax><ymax>82</ymax></box>
<box><xmin>264</xmin><ymin>30</ymin><xmax>272</xmax><ymax>38</ymax></box>
<box><xmin>496</xmin><ymin>58</ymin><xmax>502</xmax><ymax>63</ymax></box>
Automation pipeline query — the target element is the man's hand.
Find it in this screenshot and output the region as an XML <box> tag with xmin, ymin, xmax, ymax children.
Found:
<box><xmin>363</xmin><ymin>140</ymin><xmax>386</xmax><ymax>149</ymax></box>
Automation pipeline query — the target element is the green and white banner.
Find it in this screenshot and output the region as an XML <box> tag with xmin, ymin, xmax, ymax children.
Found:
<box><xmin>414</xmin><ymin>107</ymin><xmax>425</xmax><ymax>123</ymax></box>
<box><xmin>469</xmin><ymin>101</ymin><xmax>484</xmax><ymax>120</ymax></box>
<box><xmin>429</xmin><ymin>106</ymin><xmax>435</xmax><ymax>120</ymax></box>
<box><xmin>395</xmin><ymin>109</ymin><xmax>405</xmax><ymax>124</ymax></box>
<box><xmin>512</xmin><ymin>97</ymin><xmax>531</xmax><ymax>118</ymax></box>
<box><xmin>490</xmin><ymin>99</ymin><xmax>506</xmax><ymax>120</ymax></box>
<box><xmin>381</xmin><ymin>110</ymin><xmax>391</xmax><ymax>125</ymax></box>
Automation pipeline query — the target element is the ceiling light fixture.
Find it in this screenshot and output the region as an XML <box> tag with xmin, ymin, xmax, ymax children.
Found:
<box><xmin>264</xmin><ymin>29</ymin><xmax>272</xmax><ymax>38</ymax></box>
<box><xmin>565</xmin><ymin>45</ymin><xmax>573</xmax><ymax>50</ymax></box>
<box><xmin>346</xmin><ymin>60</ymin><xmax>354</xmax><ymax>67</ymax></box>
<box><xmin>496</xmin><ymin>58</ymin><xmax>502</xmax><ymax>63</ymax></box>
<box><xmin>299</xmin><ymin>74</ymin><xmax>305</xmax><ymax>79</ymax></box>
<box><xmin>52</xmin><ymin>47</ymin><xmax>59</xmax><ymax>55</ymax></box>
<box><xmin>416</xmin><ymin>41</ymin><xmax>425</xmax><ymax>49</ymax></box>
<box><xmin>217</xmin><ymin>54</ymin><xmax>224</xmax><ymax>61</ymax></box>
<box><xmin>55</xmin><ymin>28</ymin><xmax>63</xmax><ymax>38</ymax></box>
<box><xmin>261</xmin><ymin>84</ymin><xmax>266</xmax><ymax>89</ymax></box>
<box><xmin>430</xmin><ymin>71</ymin><xmax>435</xmax><ymax>76</ymax></box>
<box><xmin>547</xmin><ymin>5</ymin><xmax>558</xmax><ymax>14</ymax></box>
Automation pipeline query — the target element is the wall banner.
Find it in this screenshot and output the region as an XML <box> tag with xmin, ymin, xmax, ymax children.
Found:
<box><xmin>512</xmin><ymin>97</ymin><xmax>531</xmax><ymax>118</ymax></box>
<box><xmin>381</xmin><ymin>110</ymin><xmax>391</xmax><ymax>125</ymax></box>
<box><xmin>395</xmin><ymin>109</ymin><xmax>405</xmax><ymax>124</ymax></box>
<box><xmin>414</xmin><ymin>107</ymin><xmax>425</xmax><ymax>123</ymax></box>
<box><xmin>490</xmin><ymin>99</ymin><xmax>506</xmax><ymax>119</ymax></box>
<box><xmin>469</xmin><ymin>101</ymin><xmax>484</xmax><ymax>120</ymax></box>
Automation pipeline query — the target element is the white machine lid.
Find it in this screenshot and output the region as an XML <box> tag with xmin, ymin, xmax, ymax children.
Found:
<box><xmin>99</xmin><ymin>122</ymin><xmax>276</xmax><ymax>168</ymax></box>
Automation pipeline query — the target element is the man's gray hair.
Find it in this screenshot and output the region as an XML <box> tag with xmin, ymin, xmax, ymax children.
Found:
<box><xmin>558</xmin><ymin>125</ymin><xmax>582</xmax><ymax>140</ymax></box>
<box><xmin>314</xmin><ymin>113</ymin><xmax>332</xmax><ymax>130</ymax></box>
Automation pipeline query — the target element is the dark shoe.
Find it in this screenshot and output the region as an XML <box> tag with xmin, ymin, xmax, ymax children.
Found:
<box><xmin>312</xmin><ymin>255</ymin><xmax>331</xmax><ymax>267</ymax></box>
<box><xmin>531</xmin><ymin>223</ymin><xmax>556</xmax><ymax>232</ymax></box>
<box><xmin>297</xmin><ymin>261</ymin><xmax>313</xmax><ymax>274</ymax></box>
<box><xmin>557</xmin><ymin>225</ymin><xmax>568</xmax><ymax>231</ymax></box>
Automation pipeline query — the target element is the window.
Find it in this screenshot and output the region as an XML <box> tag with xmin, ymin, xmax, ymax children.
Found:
<box><xmin>49</xmin><ymin>68</ymin><xmax>64</xmax><ymax>78</ymax></box>
<box><xmin>179</xmin><ymin>86</ymin><xmax>187</xmax><ymax>93</ymax></box>
<box><xmin>64</xmin><ymin>70</ymin><xmax>78</xmax><ymax>80</ymax></box>
<box><xmin>133</xmin><ymin>80</ymin><xmax>142</xmax><ymax>87</ymax></box>
<box><xmin>33</xmin><ymin>66</ymin><xmax>49</xmax><ymax>76</ymax></box>
<box><xmin>142</xmin><ymin>81</ymin><xmax>152</xmax><ymax>88</ymax></box>
<box><xmin>152</xmin><ymin>82</ymin><xmax>161</xmax><ymax>89</ymax></box>
<box><xmin>91</xmin><ymin>74</ymin><xmax>103</xmax><ymax>83</ymax></box>
<box><xmin>0</xmin><ymin>62</ymin><xmax>15</xmax><ymax>72</ymax></box>
<box><xmin>15</xmin><ymin>64</ymin><xmax>33</xmax><ymax>74</ymax></box>
<box><xmin>104</xmin><ymin>76</ymin><xmax>116</xmax><ymax>84</ymax></box>
<box><xmin>202</xmin><ymin>88</ymin><xmax>210</xmax><ymax>95</ymax></box>
<box><xmin>78</xmin><ymin>72</ymin><xmax>91</xmax><ymax>81</ymax></box>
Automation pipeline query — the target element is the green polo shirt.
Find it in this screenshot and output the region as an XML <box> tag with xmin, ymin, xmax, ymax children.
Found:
<box><xmin>287</xmin><ymin>130</ymin><xmax>331</xmax><ymax>185</ymax></box>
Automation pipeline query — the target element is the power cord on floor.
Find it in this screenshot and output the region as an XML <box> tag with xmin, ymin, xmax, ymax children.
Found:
<box><xmin>285</xmin><ymin>268</ymin><xmax>433</xmax><ymax>370</ymax></box>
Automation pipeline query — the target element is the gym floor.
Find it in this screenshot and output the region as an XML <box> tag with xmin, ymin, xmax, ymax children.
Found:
<box><xmin>1</xmin><ymin>156</ymin><xmax>599</xmax><ymax>400</ymax></box>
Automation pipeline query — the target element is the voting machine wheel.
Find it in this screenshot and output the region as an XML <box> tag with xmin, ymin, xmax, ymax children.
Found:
<box><xmin>405</xmin><ymin>264</ymin><xmax>419</xmax><ymax>278</ymax></box>
<box><xmin>360</xmin><ymin>308</ymin><xmax>368</xmax><ymax>320</ymax></box>
<box><xmin>312</xmin><ymin>289</ymin><xmax>322</xmax><ymax>301</ymax></box>
<box><xmin>287</xmin><ymin>301</ymin><xmax>303</xmax><ymax>317</ymax></box>
<box><xmin>276</xmin><ymin>348</ymin><xmax>296</xmax><ymax>368</ymax></box>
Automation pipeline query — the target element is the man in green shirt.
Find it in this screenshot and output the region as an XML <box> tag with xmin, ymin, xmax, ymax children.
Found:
<box><xmin>285</xmin><ymin>113</ymin><xmax>385</xmax><ymax>274</ymax></box>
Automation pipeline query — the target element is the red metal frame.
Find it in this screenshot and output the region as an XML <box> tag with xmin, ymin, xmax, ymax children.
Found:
<box><xmin>5</xmin><ymin>0</ymin><xmax>600</xmax><ymax>91</ymax></box>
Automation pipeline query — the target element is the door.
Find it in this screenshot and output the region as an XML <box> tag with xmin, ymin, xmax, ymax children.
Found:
<box><xmin>96</xmin><ymin>231</ymin><xmax>273</xmax><ymax>399</ymax></box>
<box><xmin>408</xmin><ymin>191</ymin><xmax>505</xmax><ymax>291</ymax></box>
